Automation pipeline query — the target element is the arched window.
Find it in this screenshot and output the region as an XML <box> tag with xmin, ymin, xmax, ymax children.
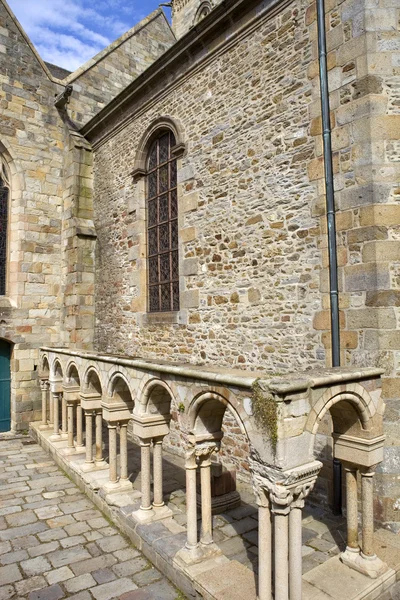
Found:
<box><xmin>147</xmin><ymin>131</ymin><xmax>179</xmax><ymax>313</ymax></box>
<box><xmin>0</xmin><ymin>160</ymin><xmax>9</xmax><ymax>296</ymax></box>
<box><xmin>195</xmin><ymin>2</ymin><xmax>211</xmax><ymax>23</ymax></box>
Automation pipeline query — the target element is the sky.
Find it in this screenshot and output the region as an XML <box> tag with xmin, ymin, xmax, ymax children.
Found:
<box><xmin>8</xmin><ymin>0</ymin><xmax>171</xmax><ymax>72</ymax></box>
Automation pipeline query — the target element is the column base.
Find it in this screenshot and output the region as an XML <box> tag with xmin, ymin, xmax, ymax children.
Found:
<box><xmin>60</xmin><ymin>432</ymin><xmax>68</xmax><ymax>440</ymax></box>
<box><xmin>340</xmin><ymin>548</ymin><xmax>388</xmax><ymax>579</ymax></box>
<box><xmin>152</xmin><ymin>504</ymin><xmax>174</xmax><ymax>521</ymax></box>
<box><xmin>102</xmin><ymin>479</ymin><xmax>132</xmax><ymax>494</ymax></box>
<box><xmin>174</xmin><ymin>542</ymin><xmax>222</xmax><ymax>567</ymax></box>
<box><xmin>132</xmin><ymin>507</ymin><xmax>156</xmax><ymax>523</ymax></box>
<box><xmin>81</xmin><ymin>461</ymin><xmax>96</xmax><ymax>472</ymax></box>
<box><xmin>50</xmin><ymin>433</ymin><xmax>62</xmax><ymax>441</ymax></box>
<box><xmin>94</xmin><ymin>459</ymin><xmax>109</xmax><ymax>470</ymax></box>
<box><xmin>75</xmin><ymin>445</ymin><xmax>86</xmax><ymax>454</ymax></box>
<box><xmin>61</xmin><ymin>446</ymin><xmax>77</xmax><ymax>456</ymax></box>
<box><xmin>39</xmin><ymin>423</ymin><xmax>50</xmax><ymax>430</ymax></box>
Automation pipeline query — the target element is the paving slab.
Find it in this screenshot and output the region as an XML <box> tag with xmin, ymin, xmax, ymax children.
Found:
<box><xmin>0</xmin><ymin>437</ymin><xmax>186</xmax><ymax>600</ymax></box>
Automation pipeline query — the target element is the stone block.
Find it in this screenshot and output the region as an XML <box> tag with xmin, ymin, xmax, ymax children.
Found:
<box><xmin>344</xmin><ymin>263</ymin><xmax>390</xmax><ymax>292</ymax></box>
<box><xmin>180</xmin><ymin>289</ymin><xmax>199</xmax><ymax>308</ymax></box>
<box><xmin>364</xmin><ymin>330</ymin><xmax>400</xmax><ymax>349</ymax></box>
<box><xmin>381</xmin><ymin>377</ymin><xmax>400</xmax><ymax>399</ymax></box>
<box><xmin>180</xmin><ymin>226</ymin><xmax>196</xmax><ymax>242</ymax></box>
<box><xmin>366</xmin><ymin>291</ymin><xmax>400</xmax><ymax>307</ymax></box>
<box><xmin>180</xmin><ymin>191</ymin><xmax>198</xmax><ymax>213</ymax></box>
<box><xmin>338</xmin><ymin>183</ymin><xmax>391</xmax><ymax>210</ymax></box>
<box><xmin>347</xmin><ymin>308</ymin><xmax>396</xmax><ymax>329</ymax></box>
<box><xmin>362</xmin><ymin>241</ymin><xmax>400</xmax><ymax>263</ymax></box>
<box><xmin>181</xmin><ymin>258</ymin><xmax>198</xmax><ymax>276</ymax></box>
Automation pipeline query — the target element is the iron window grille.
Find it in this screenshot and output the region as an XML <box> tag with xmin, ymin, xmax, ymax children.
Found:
<box><xmin>147</xmin><ymin>131</ymin><xmax>179</xmax><ymax>313</ymax></box>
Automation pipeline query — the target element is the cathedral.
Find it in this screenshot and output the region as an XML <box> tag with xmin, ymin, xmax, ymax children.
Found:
<box><xmin>0</xmin><ymin>0</ymin><xmax>399</xmax><ymax>597</ymax></box>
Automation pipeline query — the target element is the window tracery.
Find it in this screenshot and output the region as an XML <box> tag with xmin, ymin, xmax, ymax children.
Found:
<box><xmin>146</xmin><ymin>131</ymin><xmax>179</xmax><ymax>313</ymax></box>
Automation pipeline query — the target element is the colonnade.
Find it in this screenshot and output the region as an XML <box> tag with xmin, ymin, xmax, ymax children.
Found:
<box><xmin>39</xmin><ymin>364</ymin><xmax>387</xmax><ymax>600</ymax></box>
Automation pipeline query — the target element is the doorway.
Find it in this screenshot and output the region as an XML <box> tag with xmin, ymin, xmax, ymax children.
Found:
<box><xmin>0</xmin><ymin>339</ymin><xmax>11</xmax><ymax>432</ymax></box>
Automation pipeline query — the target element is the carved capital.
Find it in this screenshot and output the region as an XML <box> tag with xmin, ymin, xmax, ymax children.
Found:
<box><xmin>195</xmin><ymin>441</ymin><xmax>220</xmax><ymax>466</ymax></box>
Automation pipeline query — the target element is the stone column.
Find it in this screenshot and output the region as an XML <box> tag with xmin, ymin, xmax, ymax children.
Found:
<box><xmin>200</xmin><ymin>455</ymin><xmax>213</xmax><ymax>545</ymax></box>
<box><xmin>344</xmin><ymin>464</ymin><xmax>359</xmax><ymax>552</ymax></box>
<box><xmin>66</xmin><ymin>401</ymin><xmax>75</xmax><ymax>452</ymax></box>
<box><xmin>40</xmin><ymin>380</ymin><xmax>48</xmax><ymax>427</ymax></box>
<box><xmin>360</xmin><ymin>469</ymin><xmax>375</xmax><ymax>558</ymax></box>
<box><xmin>119</xmin><ymin>421</ymin><xmax>129</xmax><ymax>483</ymax></box>
<box><xmin>289</xmin><ymin>501</ymin><xmax>304</xmax><ymax>600</ymax></box>
<box><xmin>50</xmin><ymin>392</ymin><xmax>61</xmax><ymax>440</ymax></box>
<box><xmin>153</xmin><ymin>437</ymin><xmax>164</xmax><ymax>508</ymax></box>
<box><xmin>185</xmin><ymin>449</ymin><xmax>198</xmax><ymax>549</ymax></box>
<box><xmin>49</xmin><ymin>384</ymin><xmax>54</xmax><ymax>426</ymax></box>
<box><xmin>108</xmin><ymin>423</ymin><xmax>118</xmax><ymax>484</ymax></box>
<box><xmin>76</xmin><ymin>405</ymin><xmax>84</xmax><ymax>449</ymax></box>
<box><xmin>85</xmin><ymin>410</ymin><xmax>95</xmax><ymax>467</ymax></box>
<box><xmin>61</xmin><ymin>393</ymin><xmax>68</xmax><ymax>438</ymax></box>
<box><xmin>197</xmin><ymin>443</ymin><xmax>219</xmax><ymax>546</ymax></box>
<box><xmin>257</xmin><ymin>490</ymin><xmax>272</xmax><ymax>600</ymax></box>
<box><xmin>140</xmin><ymin>440</ymin><xmax>152</xmax><ymax>511</ymax></box>
<box><xmin>273</xmin><ymin>505</ymin><xmax>290</xmax><ymax>600</ymax></box>
<box><xmin>95</xmin><ymin>410</ymin><xmax>106</xmax><ymax>466</ymax></box>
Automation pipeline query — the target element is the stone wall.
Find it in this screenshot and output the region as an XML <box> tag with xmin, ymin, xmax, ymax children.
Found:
<box><xmin>306</xmin><ymin>0</ymin><xmax>400</xmax><ymax>531</ymax></box>
<box><xmin>93</xmin><ymin>0</ymin><xmax>324</xmax><ymax>375</ymax></box>
<box><xmin>0</xmin><ymin>1</ymin><xmax>64</xmax><ymax>430</ymax></box>
<box><xmin>0</xmin><ymin>0</ymin><xmax>177</xmax><ymax>431</ymax></box>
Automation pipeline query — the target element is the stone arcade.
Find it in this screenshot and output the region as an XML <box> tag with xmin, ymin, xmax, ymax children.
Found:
<box><xmin>32</xmin><ymin>348</ymin><xmax>397</xmax><ymax>600</ymax></box>
<box><xmin>0</xmin><ymin>0</ymin><xmax>400</xmax><ymax>596</ymax></box>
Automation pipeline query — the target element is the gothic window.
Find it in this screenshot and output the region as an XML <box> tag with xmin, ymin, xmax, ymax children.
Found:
<box><xmin>147</xmin><ymin>131</ymin><xmax>179</xmax><ymax>313</ymax></box>
<box><xmin>0</xmin><ymin>162</ymin><xmax>9</xmax><ymax>296</ymax></box>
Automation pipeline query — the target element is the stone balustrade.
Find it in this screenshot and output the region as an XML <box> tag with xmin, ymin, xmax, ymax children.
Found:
<box><xmin>38</xmin><ymin>348</ymin><xmax>390</xmax><ymax>599</ymax></box>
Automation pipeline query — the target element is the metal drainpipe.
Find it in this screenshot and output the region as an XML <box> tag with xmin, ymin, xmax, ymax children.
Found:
<box><xmin>316</xmin><ymin>0</ymin><xmax>342</xmax><ymax>515</ymax></box>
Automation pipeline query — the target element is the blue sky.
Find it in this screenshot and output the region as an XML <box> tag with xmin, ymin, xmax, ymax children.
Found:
<box><xmin>8</xmin><ymin>0</ymin><xmax>171</xmax><ymax>71</ymax></box>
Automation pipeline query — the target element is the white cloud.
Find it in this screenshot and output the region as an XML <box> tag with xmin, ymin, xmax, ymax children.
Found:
<box><xmin>7</xmin><ymin>0</ymin><xmax>144</xmax><ymax>71</ymax></box>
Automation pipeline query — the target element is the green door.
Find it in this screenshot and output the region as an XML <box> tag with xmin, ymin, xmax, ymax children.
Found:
<box><xmin>0</xmin><ymin>340</ymin><xmax>11</xmax><ymax>432</ymax></box>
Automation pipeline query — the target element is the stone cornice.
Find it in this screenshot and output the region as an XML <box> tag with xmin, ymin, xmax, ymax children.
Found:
<box><xmin>81</xmin><ymin>0</ymin><xmax>292</xmax><ymax>147</ymax></box>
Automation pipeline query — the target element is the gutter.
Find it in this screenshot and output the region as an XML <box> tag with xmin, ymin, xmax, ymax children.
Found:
<box><xmin>316</xmin><ymin>0</ymin><xmax>342</xmax><ymax>514</ymax></box>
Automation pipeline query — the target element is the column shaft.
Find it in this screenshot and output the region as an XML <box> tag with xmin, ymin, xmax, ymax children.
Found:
<box><xmin>41</xmin><ymin>383</ymin><xmax>48</xmax><ymax>425</ymax></box>
<box><xmin>119</xmin><ymin>423</ymin><xmax>129</xmax><ymax>481</ymax></box>
<box><xmin>52</xmin><ymin>393</ymin><xmax>60</xmax><ymax>437</ymax></box>
<box><xmin>85</xmin><ymin>412</ymin><xmax>94</xmax><ymax>464</ymax></box>
<box><xmin>274</xmin><ymin>513</ymin><xmax>289</xmax><ymax>600</ymax></box>
<box><xmin>200</xmin><ymin>460</ymin><xmax>213</xmax><ymax>545</ymax></box>
<box><xmin>153</xmin><ymin>440</ymin><xmax>164</xmax><ymax>507</ymax></box>
<box><xmin>140</xmin><ymin>443</ymin><xmax>152</xmax><ymax>510</ymax></box>
<box><xmin>61</xmin><ymin>394</ymin><xmax>67</xmax><ymax>436</ymax></box>
<box><xmin>67</xmin><ymin>403</ymin><xmax>74</xmax><ymax>449</ymax></box>
<box><xmin>361</xmin><ymin>472</ymin><xmax>375</xmax><ymax>557</ymax></box>
<box><xmin>186</xmin><ymin>462</ymin><xmax>198</xmax><ymax>548</ymax></box>
<box><xmin>76</xmin><ymin>405</ymin><xmax>84</xmax><ymax>448</ymax></box>
<box><xmin>108</xmin><ymin>425</ymin><xmax>118</xmax><ymax>483</ymax></box>
<box><xmin>49</xmin><ymin>387</ymin><xmax>54</xmax><ymax>425</ymax></box>
<box><xmin>258</xmin><ymin>503</ymin><xmax>272</xmax><ymax>600</ymax></box>
<box><xmin>289</xmin><ymin>507</ymin><xmax>303</xmax><ymax>600</ymax></box>
<box><xmin>345</xmin><ymin>466</ymin><xmax>359</xmax><ymax>550</ymax></box>
<box><xmin>95</xmin><ymin>411</ymin><xmax>103</xmax><ymax>463</ymax></box>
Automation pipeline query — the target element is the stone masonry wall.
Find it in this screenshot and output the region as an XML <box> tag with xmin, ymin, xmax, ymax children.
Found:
<box><xmin>0</xmin><ymin>1</ymin><xmax>65</xmax><ymax>431</ymax></box>
<box><xmin>93</xmin><ymin>0</ymin><xmax>324</xmax><ymax>377</ymax></box>
<box><xmin>0</xmin><ymin>0</ymin><xmax>177</xmax><ymax>430</ymax></box>
<box><xmin>306</xmin><ymin>0</ymin><xmax>400</xmax><ymax>531</ymax></box>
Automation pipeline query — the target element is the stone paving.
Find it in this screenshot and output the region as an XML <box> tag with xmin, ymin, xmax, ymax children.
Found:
<box><xmin>0</xmin><ymin>436</ymin><xmax>186</xmax><ymax>600</ymax></box>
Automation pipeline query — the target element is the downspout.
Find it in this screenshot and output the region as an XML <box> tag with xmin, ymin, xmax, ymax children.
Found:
<box><xmin>316</xmin><ymin>0</ymin><xmax>342</xmax><ymax>515</ymax></box>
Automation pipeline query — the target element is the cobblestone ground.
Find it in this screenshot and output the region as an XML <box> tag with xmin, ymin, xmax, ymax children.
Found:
<box><xmin>0</xmin><ymin>436</ymin><xmax>186</xmax><ymax>600</ymax></box>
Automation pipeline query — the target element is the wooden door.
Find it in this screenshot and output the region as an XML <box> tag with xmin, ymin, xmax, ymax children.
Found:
<box><xmin>0</xmin><ymin>340</ymin><xmax>11</xmax><ymax>432</ymax></box>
